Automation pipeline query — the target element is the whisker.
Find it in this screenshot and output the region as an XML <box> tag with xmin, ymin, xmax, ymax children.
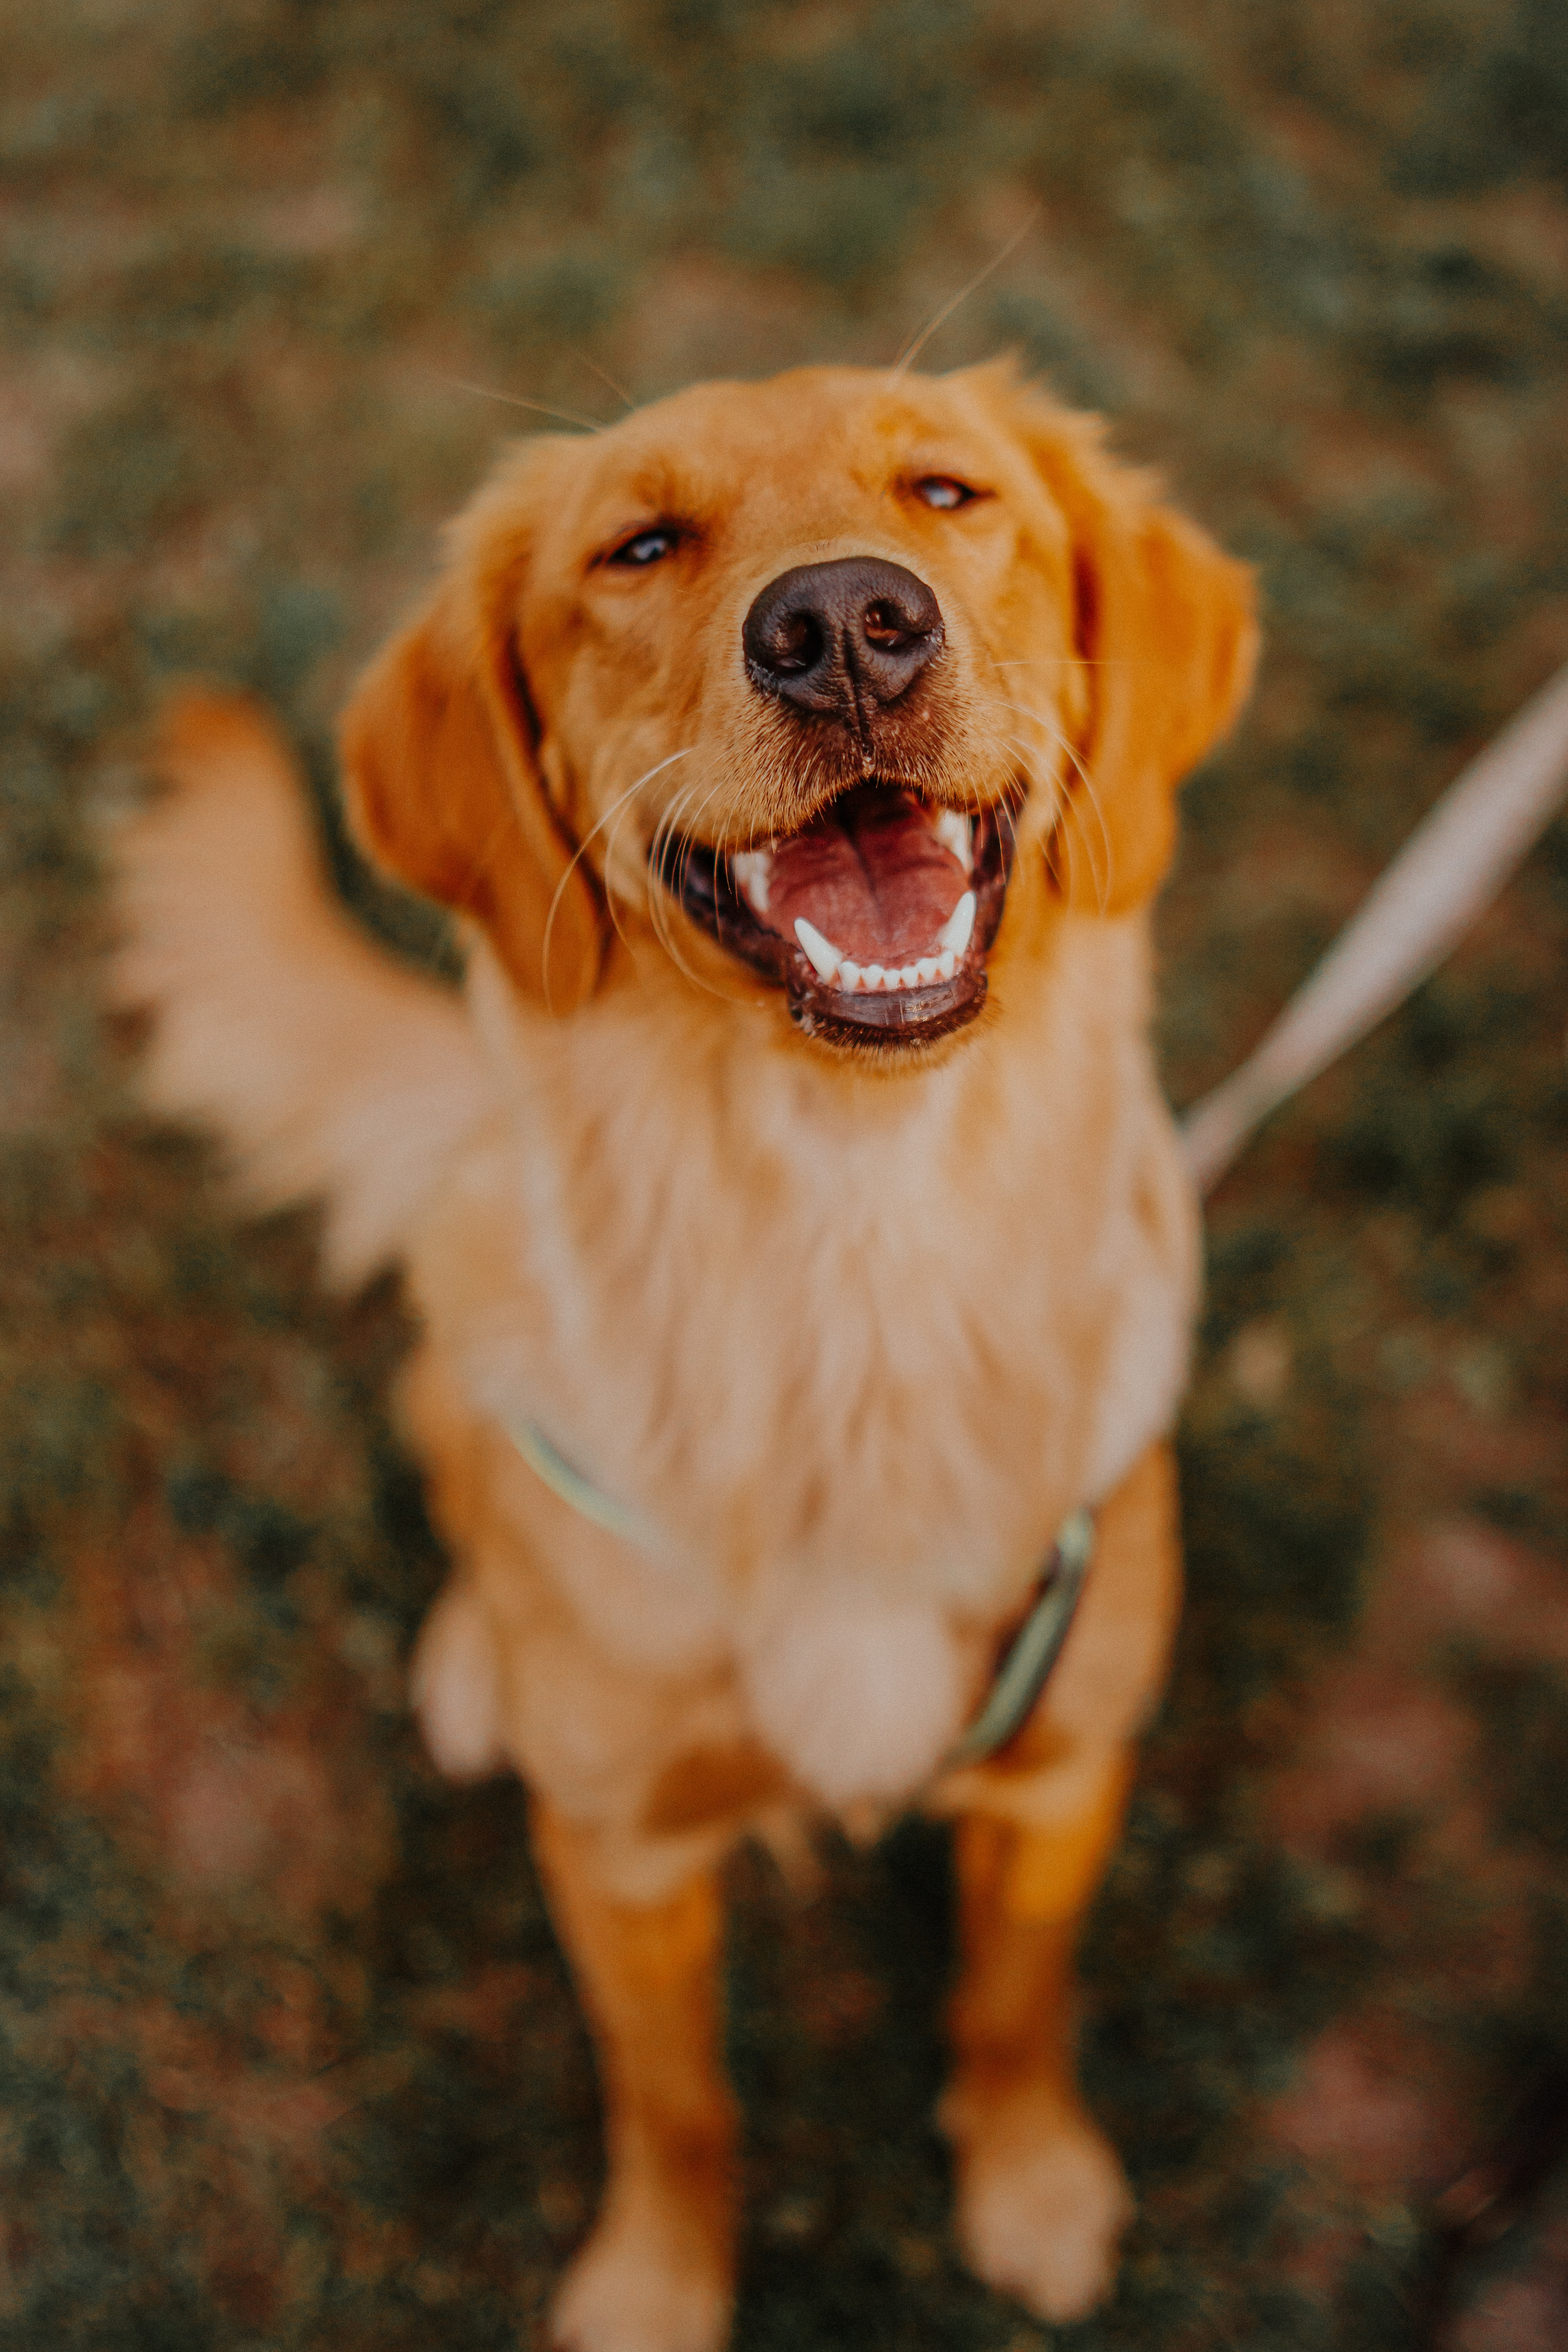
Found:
<box><xmin>647</xmin><ymin>778</ymin><xmax>698</xmax><ymax>884</ymax></box>
<box><xmin>991</xmin><ymin>710</ymin><xmax>1112</xmax><ymax>912</ymax></box>
<box><xmin>995</xmin><ymin>732</ymin><xmax>1047</xmax><ymax>792</ymax></box>
<box><xmin>650</xmin><ymin>775</ymin><xmax>759</xmax><ymax>1005</ymax></box>
<box><xmin>1066</xmin><ymin>775</ymin><xmax>1114</xmax><ymax>913</ymax></box>
<box><xmin>600</xmin><ymin>751</ymin><xmax>694</xmax><ymax>912</ymax></box>
<box><xmin>984</xmin><ymin>698</ymin><xmax>1083</xmax><ymax>795</ymax></box>
<box><xmin>646</xmin><ymin>782</ymin><xmax>703</xmax><ymax>974</ymax></box>
<box><xmin>571</xmin><ymin>348</ymin><xmax>637</xmax><ymax>413</ymax></box>
<box><xmin>648</xmin><ymin>787</ymin><xmax>720</xmax><ymax>993</ymax></box>
<box><xmin>676</xmin><ymin>776</ymin><xmax>731</xmax><ymax>902</ymax></box>
<box><xmin>599</xmin><ymin>796</ymin><xmax>644</xmax><ymax>961</ymax></box>
<box><xmin>989</xmin><ymin>783</ymin><xmax>1023</xmax><ymax>866</ymax></box>
<box><xmin>977</xmin><ymin>694</ymin><xmax>1063</xmax><ymax>735</ymax></box>
<box><xmin>890</xmin><ymin>207</ymin><xmax>1041</xmax><ymax>379</ymax></box>
<box><xmin>541</xmin><ymin>750</ymin><xmax>693</xmax><ymax>1010</ymax></box>
<box><xmin>1040</xmin><ymin>724</ymin><xmax>1113</xmax><ymax>913</ymax></box>
<box><xmin>983</xmin><ymin>695</ymin><xmax>1093</xmax><ymax>789</ymax></box>
<box><xmin>990</xmin><ymin>656</ymin><xmax>1140</xmax><ymax>671</ymax></box>
<box><xmin>645</xmin><ymin>784</ymin><xmax>693</xmax><ymax>933</ymax></box>
<box><xmin>430</xmin><ymin>372</ymin><xmax>610</xmax><ymax>433</ymax></box>
<box><xmin>671</xmin><ymin>780</ymin><xmax>733</xmax><ymax>955</ymax></box>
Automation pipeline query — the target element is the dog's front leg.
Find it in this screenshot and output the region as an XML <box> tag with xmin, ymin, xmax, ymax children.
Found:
<box><xmin>942</xmin><ymin>1762</ymin><xmax>1136</xmax><ymax>2323</ymax></box>
<box><xmin>939</xmin><ymin>1439</ymin><xmax>1181</xmax><ymax>2323</ymax></box>
<box><xmin>533</xmin><ymin>1800</ymin><xmax>737</xmax><ymax>2352</ymax></box>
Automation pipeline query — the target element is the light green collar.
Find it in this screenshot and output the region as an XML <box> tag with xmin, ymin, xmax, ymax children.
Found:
<box><xmin>942</xmin><ymin>1507</ymin><xmax>1095</xmax><ymax>1768</ymax></box>
<box><xmin>506</xmin><ymin>1418</ymin><xmax>1094</xmax><ymax>1771</ymax></box>
<box><xmin>507</xmin><ymin>1417</ymin><xmax>663</xmax><ymax>1548</ymax></box>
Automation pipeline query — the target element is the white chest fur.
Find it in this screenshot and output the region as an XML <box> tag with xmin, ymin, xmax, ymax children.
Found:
<box><xmin>406</xmin><ymin>919</ymin><xmax>1199</xmax><ymax>1810</ymax></box>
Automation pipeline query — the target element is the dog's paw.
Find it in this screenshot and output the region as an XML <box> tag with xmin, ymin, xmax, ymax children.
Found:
<box><xmin>550</xmin><ymin>2191</ymin><xmax>732</xmax><ymax>2352</ymax></box>
<box><xmin>949</xmin><ymin>2093</ymin><xmax>1131</xmax><ymax>2324</ymax></box>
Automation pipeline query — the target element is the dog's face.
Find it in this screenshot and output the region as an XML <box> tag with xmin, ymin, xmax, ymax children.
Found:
<box><xmin>344</xmin><ymin>360</ymin><xmax>1256</xmax><ymax>1054</ymax></box>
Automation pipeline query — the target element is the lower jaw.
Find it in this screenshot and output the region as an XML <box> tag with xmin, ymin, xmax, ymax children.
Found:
<box><xmin>786</xmin><ymin>964</ymin><xmax>987</xmax><ymax>1049</ymax></box>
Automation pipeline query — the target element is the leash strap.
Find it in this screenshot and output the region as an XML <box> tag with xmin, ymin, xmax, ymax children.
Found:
<box><xmin>942</xmin><ymin>1508</ymin><xmax>1096</xmax><ymax>1769</ymax></box>
<box><xmin>1181</xmin><ymin>658</ymin><xmax>1568</xmax><ymax>1194</ymax></box>
<box><xmin>508</xmin><ymin>1419</ymin><xmax>1093</xmax><ymax>1762</ymax></box>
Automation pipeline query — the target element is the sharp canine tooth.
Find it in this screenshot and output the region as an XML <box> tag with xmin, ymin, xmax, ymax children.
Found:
<box><xmin>731</xmin><ymin>850</ymin><xmax>772</xmax><ymax>913</ymax></box>
<box><xmin>938</xmin><ymin>891</ymin><xmax>976</xmax><ymax>957</ymax></box>
<box><xmin>935</xmin><ymin>809</ymin><xmax>974</xmax><ymax>869</ymax></box>
<box><xmin>936</xmin><ymin>948</ymin><xmax>957</xmax><ymax>980</ymax></box>
<box><xmin>794</xmin><ymin>917</ymin><xmax>842</xmax><ymax>982</ymax></box>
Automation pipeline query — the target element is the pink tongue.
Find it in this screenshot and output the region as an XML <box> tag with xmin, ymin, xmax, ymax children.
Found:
<box><xmin>760</xmin><ymin>791</ymin><xmax>966</xmax><ymax>964</ymax></box>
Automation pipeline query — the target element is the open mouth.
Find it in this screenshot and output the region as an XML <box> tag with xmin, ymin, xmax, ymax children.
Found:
<box><xmin>656</xmin><ymin>784</ymin><xmax>1018</xmax><ymax>1047</ymax></box>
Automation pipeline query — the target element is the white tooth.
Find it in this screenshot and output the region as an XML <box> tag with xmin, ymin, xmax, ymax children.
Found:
<box><xmin>862</xmin><ymin>964</ymin><xmax>884</xmax><ymax>988</ymax></box>
<box><xmin>937</xmin><ymin>890</ymin><xmax>976</xmax><ymax>957</ymax></box>
<box><xmin>934</xmin><ymin>809</ymin><xmax>974</xmax><ymax>869</ymax></box>
<box><xmin>916</xmin><ymin>956</ymin><xmax>939</xmax><ymax>984</ymax></box>
<box><xmin>882</xmin><ymin>968</ymin><xmax>902</xmax><ymax>991</ymax></box>
<box><xmin>899</xmin><ymin>964</ymin><xmax>920</xmax><ymax>989</ymax></box>
<box><xmin>794</xmin><ymin>917</ymin><xmax>842</xmax><ymax>982</ymax></box>
<box><xmin>731</xmin><ymin>850</ymin><xmax>772</xmax><ymax>913</ymax></box>
<box><xmin>936</xmin><ymin>949</ymin><xmax>957</xmax><ymax>980</ymax></box>
<box><xmin>838</xmin><ymin>960</ymin><xmax>862</xmax><ymax>991</ymax></box>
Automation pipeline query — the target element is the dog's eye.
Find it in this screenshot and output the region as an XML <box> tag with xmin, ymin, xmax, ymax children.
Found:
<box><xmin>606</xmin><ymin>526</ymin><xmax>679</xmax><ymax>568</ymax></box>
<box><xmin>913</xmin><ymin>475</ymin><xmax>982</xmax><ymax>510</ymax></box>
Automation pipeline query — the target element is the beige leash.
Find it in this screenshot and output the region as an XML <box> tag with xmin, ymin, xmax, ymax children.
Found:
<box><xmin>1181</xmin><ymin>660</ymin><xmax>1568</xmax><ymax>1195</ymax></box>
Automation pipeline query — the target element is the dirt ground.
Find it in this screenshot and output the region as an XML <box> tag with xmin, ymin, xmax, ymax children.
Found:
<box><xmin>4</xmin><ymin>3</ymin><xmax>1568</xmax><ymax>2346</ymax></box>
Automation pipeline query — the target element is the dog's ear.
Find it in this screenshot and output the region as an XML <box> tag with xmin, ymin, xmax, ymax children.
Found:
<box><xmin>340</xmin><ymin>547</ymin><xmax>602</xmax><ymax>1011</ymax></box>
<box><xmin>986</xmin><ymin>367</ymin><xmax>1258</xmax><ymax>915</ymax></box>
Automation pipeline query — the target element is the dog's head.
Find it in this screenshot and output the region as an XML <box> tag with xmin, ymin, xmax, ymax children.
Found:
<box><xmin>343</xmin><ymin>360</ymin><xmax>1256</xmax><ymax>1054</ymax></box>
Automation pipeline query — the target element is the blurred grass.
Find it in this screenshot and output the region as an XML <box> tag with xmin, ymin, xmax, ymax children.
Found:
<box><xmin>4</xmin><ymin>2</ymin><xmax>1568</xmax><ymax>2345</ymax></box>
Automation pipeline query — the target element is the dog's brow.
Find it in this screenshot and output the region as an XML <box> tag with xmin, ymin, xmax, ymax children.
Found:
<box><xmin>592</xmin><ymin>456</ymin><xmax>704</xmax><ymax>526</ymax></box>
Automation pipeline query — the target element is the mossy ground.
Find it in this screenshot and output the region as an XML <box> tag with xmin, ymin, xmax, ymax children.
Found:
<box><xmin>5</xmin><ymin>4</ymin><xmax>1568</xmax><ymax>2345</ymax></box>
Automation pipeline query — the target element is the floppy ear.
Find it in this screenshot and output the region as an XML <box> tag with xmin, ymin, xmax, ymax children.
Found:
<box><xmin>996</xmin><ymin>372</ymin><xmax>1258</xmax><ymax>915</ymax></box>
<box><xmin>340</xmin><ymin>557</ymin><xmax>602</xmax><ymax>1011</ymax></box>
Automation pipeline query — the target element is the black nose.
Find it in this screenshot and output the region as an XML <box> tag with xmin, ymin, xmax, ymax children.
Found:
<box><xmin>742</xmin><ymin>557</ymin><xmax>944</xmax><ymax>720</ymax></box>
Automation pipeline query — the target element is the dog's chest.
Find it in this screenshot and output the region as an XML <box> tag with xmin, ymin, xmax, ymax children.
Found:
<box><xmin>403</xmin><ymin>931</ymin><xmax>1198</xmax><ymax>1813</ymax></box>
<box><xmin>414</xmin><ymin>935</ymin><xmax>1195</xmax><ymax>1654</ymax></box>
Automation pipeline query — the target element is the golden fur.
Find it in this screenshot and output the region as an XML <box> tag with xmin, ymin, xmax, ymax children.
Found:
<box><xmin>113</xmin><ymin>359</ymin><xmax>1256</xmax><ymax>2351</ymax></box>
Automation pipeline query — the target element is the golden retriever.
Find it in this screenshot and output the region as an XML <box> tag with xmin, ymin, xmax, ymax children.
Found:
<box><xmin>114</xmin><ymin>357</ymin><xmax>1256</xmax><ymax>2352</ymax></box>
